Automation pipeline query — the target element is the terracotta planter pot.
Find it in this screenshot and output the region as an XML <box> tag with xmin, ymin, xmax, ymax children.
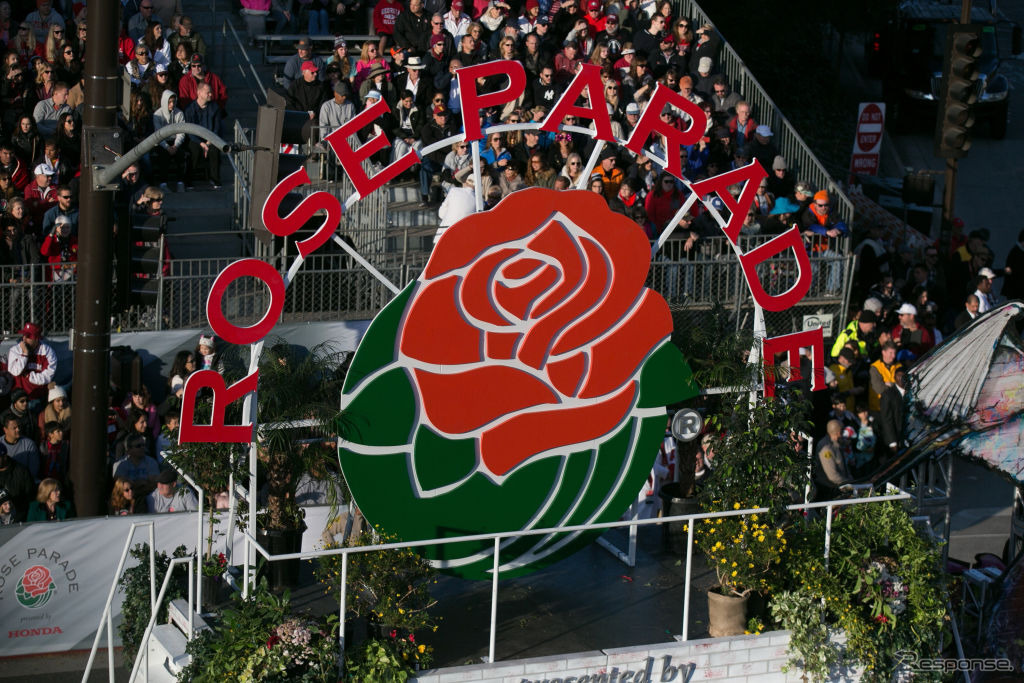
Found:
<box><xmin>707</xmin><ymin>587</ymin><xmax>749</xmax><ymax>637</ymax></box>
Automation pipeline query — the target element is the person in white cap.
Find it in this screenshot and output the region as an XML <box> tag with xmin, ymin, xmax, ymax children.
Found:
<box><xmin>23</xmin><ymin>164</ymin><xmax>57</xmax><ymax>224</ymax></box>
<box><xmin>891</xmin><ymin>302</ymin><xmax>934</xmax><ymax>358</ymax></box>
<box><xmin>749</xmin><ymin>123</ymin><xmax>778</xmax><ymax>174</ymax></box>
<box><xmin>973</xmin><ymin>268</ymin><xmax>998</xmax><ymax>313</ymax></box>
<box><xmin>40</xmin><ymin>384</ymin><xmax>71</xmax><ymax>437</ymax></box>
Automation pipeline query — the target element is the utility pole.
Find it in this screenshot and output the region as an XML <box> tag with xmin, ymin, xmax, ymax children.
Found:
<box><xmin>69</xmin><ymin>0</ymin><xmax>120</xmax><ymax>516</ymax></box>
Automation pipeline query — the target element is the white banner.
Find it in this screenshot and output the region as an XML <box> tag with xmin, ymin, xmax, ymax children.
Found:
<box><xmin>0</xmin><ymin>506</ymin><xmax>334</xmax><ymax>656</ymax></box>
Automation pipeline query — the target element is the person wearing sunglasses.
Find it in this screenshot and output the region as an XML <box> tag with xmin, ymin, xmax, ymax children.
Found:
<box><xmin>24</xmin><ymin>0</ymin><xmax>65</xmax><ymax>44</ymax></box>
<box><xmin>125</xmin><ymin>44</ymin><xmax>155</xmax><ymax>87</ymax></box>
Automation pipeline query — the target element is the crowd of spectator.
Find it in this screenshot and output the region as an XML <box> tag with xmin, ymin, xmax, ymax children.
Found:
<box><xmin>0</xmin><ymin>2</ymin><xmax>224</xmax><ymax>332</ymax></box>
<box><xmin>0</xmin><ymin>327</ymin><xmax>226</xmax><ymax>523</ymax></box>
<box><xmin>262</xmin><ymin>0</ymin><xmax>852</xmax><ymax>256</ymax></box>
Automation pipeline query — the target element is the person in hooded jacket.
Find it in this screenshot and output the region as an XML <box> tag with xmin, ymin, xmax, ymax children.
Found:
<box><xmin>151</xmin><ymin>89</ymin><xmax>187</xmax><ymax>190</ymax></box>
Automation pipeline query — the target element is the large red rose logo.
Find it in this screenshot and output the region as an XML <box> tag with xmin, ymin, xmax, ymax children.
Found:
<box><xmin>16</xmin><ymin>564</ymin><xmax>56</xmax><ymax>608</ymax></box>
<box><xmin>22</xmin><ymin>566</ymin><xmax>53</xmax><ymax>597</ymax></box>
<box><xmin>339</xmin><ymin>188</ymin><xmax>695</xmax><ymax>578</ymax></box>
<box><xmin>399</xmin><ymin>190</ymin><xmax>673</xmax><ymax>477</ymax></box>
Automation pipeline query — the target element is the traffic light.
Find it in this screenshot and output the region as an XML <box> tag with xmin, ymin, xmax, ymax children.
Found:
<box><xmin>249</xmin><ymin>91</ymin><xmax>311</xmax><ymax>253</ymax></box>
<box><xmin>127</xmin><ymin>215</ymin><xmax>166</xmax><ymax>306</ymax></box>
<box><xmin>935</xmin><ymin>24</ymin><xmax>982</xmax><ymax>159</ymax></box>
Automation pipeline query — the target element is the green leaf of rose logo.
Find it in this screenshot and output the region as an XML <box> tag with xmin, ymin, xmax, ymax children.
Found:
<box><xmin>339</xmin><ymin>189</ymin><xmax>696</xmax><ymax>578</ymax></box>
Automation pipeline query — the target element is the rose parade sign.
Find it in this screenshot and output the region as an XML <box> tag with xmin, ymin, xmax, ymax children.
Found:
<box><xmin>337</xmin><ymin>189</ymin><xmax>695</xmax><ymax>577</ymax></box>
<box><xmin>179</xmin><ymin>59</ymin><xmax>826</xmax><ymax>579</ymax></box>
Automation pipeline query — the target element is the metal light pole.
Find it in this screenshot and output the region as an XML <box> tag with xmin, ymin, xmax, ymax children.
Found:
<box><xmin>941</xmin><ymin>0</ymin><xmax>974</xmax><ymax>238</ymax></box>
<box><xmin>70</xmin><ymin>0</ymin><xmax>120</xmax><ymax>516</ymax></box>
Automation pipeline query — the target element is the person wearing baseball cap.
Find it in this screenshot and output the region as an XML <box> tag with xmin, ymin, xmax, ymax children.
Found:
<box><xmin>282</xmin><ymin>37</ymin><xmax>325</xmax><ymax>88</ymax></box>
<box><xmin>973</xmin><ymin>267</ymin><xmax>999</xmax><ymax>313</ymax></box>
<box><xmin>286</xmin><ymin>59</ymin><xmax>328</xmax><ymax>121</ymax></box>
<box><xmin>891</xmin><ymin>302</ymin><xmax>934</xmax><ymax>358</ymax></box>
<box><xmin>319</xmin><ymin>80</ymin><xmax>355</xmax><ymax>140</ymax></box>
<box><xmin>147</xmin><ymin>467</ymin><xmax>198</xmax><ymax>513</ymax></box>
<box><xmin>830</xmin><ymin>309</ymin><xmax>877</xmax><ymax>360</ymax></box>
<box><xmin>7</xmin><ymin>322</ymin><xmax>57</xmax><ymax>405</ymax></box>
<box><xmin>444</xmin><ymin>0</ymin><xmax>471</xmax><ymax>39</ymax></box>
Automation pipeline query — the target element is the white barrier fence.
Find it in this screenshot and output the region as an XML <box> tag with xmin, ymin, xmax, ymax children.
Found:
<box><xmin>0</xmin><ymin>506</ymin><xmax>333</xmax><ymax>657</ymax></box>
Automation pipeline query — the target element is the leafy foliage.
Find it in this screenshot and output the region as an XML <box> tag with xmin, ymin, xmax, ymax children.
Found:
<box><xmin>345</xmin><ymin>638</ymin><xmax>412</xmax><ymax>682</ymax></box>
<box><xmin>315</xmin><ymin>528</ymin><xmax>439</xmax><ymax>634</ymax></box>
<box><xmin>699</xmin><ymin>394</ymin><xmax>812</xmax><ymax>520</ymax></box>
<box><xmin>671</xmin><ymin>305</ymin><xmax>758</xmax><ymax>391</ymax></box>
<box><xmin>770</xmin><ymin>500</ymin><xmax>947</xmax><ymax>682</ymax></box>
<box><xmin>176</xmin><ymin>581</ymin><xmax>339</xmax><ymax>682</ymax></box>
<box><xmin>118</xmin><ymin>544</ymin><xmax>190</xmax><ymax>665</ymax></box>
<box><xmin>256</xmin><ymin>340</ymin><xmax>350</xmax><ymax>531</ymax></box>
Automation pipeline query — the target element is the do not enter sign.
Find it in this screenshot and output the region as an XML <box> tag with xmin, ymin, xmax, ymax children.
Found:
<box><xmin>856</xmin><ymin>103</ymin><xmax>885</xmax><ymax>153</ymax></box>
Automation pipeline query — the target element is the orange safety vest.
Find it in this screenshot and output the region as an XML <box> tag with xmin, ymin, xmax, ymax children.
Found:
<box><xmin>869</xmin><ymin>359</ymin><xmax>901</xmax><ymax>412</ymax></box>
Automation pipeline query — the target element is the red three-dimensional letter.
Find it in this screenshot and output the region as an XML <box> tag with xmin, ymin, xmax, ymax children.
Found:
<box><xmin>324</xmin><ymin>98</ymin><xmax>418</xmax><ymax>199</ymax></box>
<box><xmin>457</xmin><ymin>60</ymin><xmax>527</xmax><ymax>142</ymax></box>
<box><xmin>624</xmin><ymin>84</ymin><xmax>707</xmax><ymax>180</ymax></box>
<box><xmin>737</xmin><ymin>228</ymin><xmax>812</xmax><ymax>311</ymax></box>
<box><xmin>179</xmin><ymin>370</ymin><xmax>260</xmax><ymax>443</ymax></box>
<box><xmin>262</xmin><ymin>167</ymin><xmax>343</xmax><ymax>258</ymax></box>
<box><xmin>540</xmin><ymin>64</ymin><xmax>615</xmax><ymax>142</ymax></box>
<box><xmin>690</xmin><ymin>161</ymin><xmax>768</xmax><ymax>245</ymax></box>
<box><xmin>205</xmin><ymin>258</ymin><xmax>286</xmax><ymax>344</ymax></box>
<box><xmin>761</xmin><ymin>328</ymin><xmax>825</xmax><ymax>397</ymax></box>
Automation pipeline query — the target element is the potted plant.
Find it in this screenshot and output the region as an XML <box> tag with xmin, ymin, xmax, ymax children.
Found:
<box><xmin>315</xmin><ymin>527</ymin><xmax>439</xmax><ymax>669</ymax></box>
<box><xmin>164</xmin><ymin>431</ymin><xmax>245</xmax><ymax>607</ymax></box>
<box><xmin>770</xmin><ymin>499</ymin><xmax>947</xmax><ymax>682</ymax></box>
<box><xmin>695</xmin><ymin>506</ymin><xmax>788</xmax><ymax>636</ymax></box>
<box><xmin>695</xmin><ymin>391</ymin><xmax>812</xmax><ymax>636</ymax></box>
<box><xmin>249</xmin><ymin>340</ymin><xmax>349</xmax><ymax>590</ymax></box>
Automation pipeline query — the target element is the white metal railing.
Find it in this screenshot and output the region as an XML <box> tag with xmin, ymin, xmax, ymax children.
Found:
<box><xmin>241</xmin><ymin>490</ymin><xmax>911</xmax><ymax>669</ymax></box>
<box><xmin>128</xmin><ymin>557</ymin><xmax>196</xmax><ymax>683</ymax></box>
<box><xmin>81</xmin><ymin>522</ymin><xmax>157</xmax><ymax>683</ymax></box>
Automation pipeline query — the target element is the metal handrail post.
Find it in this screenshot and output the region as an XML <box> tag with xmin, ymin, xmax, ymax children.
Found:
<box><xmin>824</xmin><ymin>504</ymin><xmax>834</xmax><ymax>571</ymax></box>
<box><xmin>488</xmin><ymin>536</ymin><xmax>500</xmax><ymax>663</ymax></box>
<box><xmin>682</xmin><ymin>519</ymin><xmax>695</xmax><ymax>641</ymax></box>
<box><xmin>337</xmin><ymin>552</ymin><xmax>348</xmax><ymax>679</ymax></box>
<box><xmin>81</xmin><ymin>521</ymin><xmax>153</xmax><ymax>683</ymax></box>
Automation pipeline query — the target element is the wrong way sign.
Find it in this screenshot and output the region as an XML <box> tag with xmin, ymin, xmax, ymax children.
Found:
<box><xmin>850</xmin><ymin>102</ymin><xmax>886</xmax><ymax>180</ymax></box>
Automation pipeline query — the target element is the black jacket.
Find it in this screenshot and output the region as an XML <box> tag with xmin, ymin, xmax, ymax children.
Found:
<box><xmin>287</xmin><ymin>78</ymin><xmax>329</xmax><ymax>118</ymax></box>
<box><xmin>393</xmin><ymin>10</ymin><xmax>431</xmax><ymax>53</ymax></box>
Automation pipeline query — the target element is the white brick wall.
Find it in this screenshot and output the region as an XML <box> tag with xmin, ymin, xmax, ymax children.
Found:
<box><xmin>410</xmin><ymin>630</ymin><xmax>833</xmax><ymax>683</ymax></box>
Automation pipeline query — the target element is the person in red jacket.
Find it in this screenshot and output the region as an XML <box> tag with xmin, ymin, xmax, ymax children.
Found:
<box><xmin>39</xmin><ymin>214</ymin><xmax>77</xmax><ymax>282</ymax></box>
<box><xmin>176</xmin><ymin>54</ymin><xmax>227</xmax><ymax>111</ymax></box>
<box><xmin>6</xmin><ymin>321</ymin><xmax>57</xmax><ymax>404</ymax></box>
<box><xmin>0</xmin><ymin>143</ymin><xmax>29</xmax><ymax>191</ymax></box>
<box><xmin>22</xmin><ymin>164</ymin><xmax>57</xmax><ymax>227</ymax></box>
<box><xmin>372</xmin><ymin>0</ymin><xmax>402</xmax><ymax>54</ymax></box>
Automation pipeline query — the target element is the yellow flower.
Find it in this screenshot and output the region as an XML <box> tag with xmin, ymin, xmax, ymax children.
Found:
<box><xmin>418</xmin><ymin>644</ymin><xmax>426</xmax><ymax>653</ymax></box>
<box><xmin>733</xmin><ymin>502</ymin><xmax>741</xmax><ymax>510</ymax></box>
<box><xmin>731</xmin><ymin>562</ymin><xmax>737</xmax><ymax>567</ymax></box>
<box><xmin>751</xmin><ymin>514</ymin><xmax>758</xmax><ymax>521</ymax></box>
<box><xmin>399</xmin><ymin>608</ymin><xmax>405</xmax><ymax>614</ymax></box>
<box><xmin>731</xmin><ymin>570</ymin><xmax>737</xmax><ymax>577</ymax></box>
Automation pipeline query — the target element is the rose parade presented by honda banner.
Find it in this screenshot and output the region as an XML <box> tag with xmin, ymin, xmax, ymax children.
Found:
<box><xmin>179</xmin><ymin>59</ymin><xmax>827</xmax><ymax>579</ymax></box>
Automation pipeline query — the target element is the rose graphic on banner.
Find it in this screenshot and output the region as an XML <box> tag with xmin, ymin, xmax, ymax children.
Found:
<box><xmin>339</xmin><ymin>189</ymin><xmax>697</xmax><ymax>578</ymax></box>
<box><xmin>16</xmin><ymin>565</ymin><xmax>56</xmax><ymax>609</ymax></box>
